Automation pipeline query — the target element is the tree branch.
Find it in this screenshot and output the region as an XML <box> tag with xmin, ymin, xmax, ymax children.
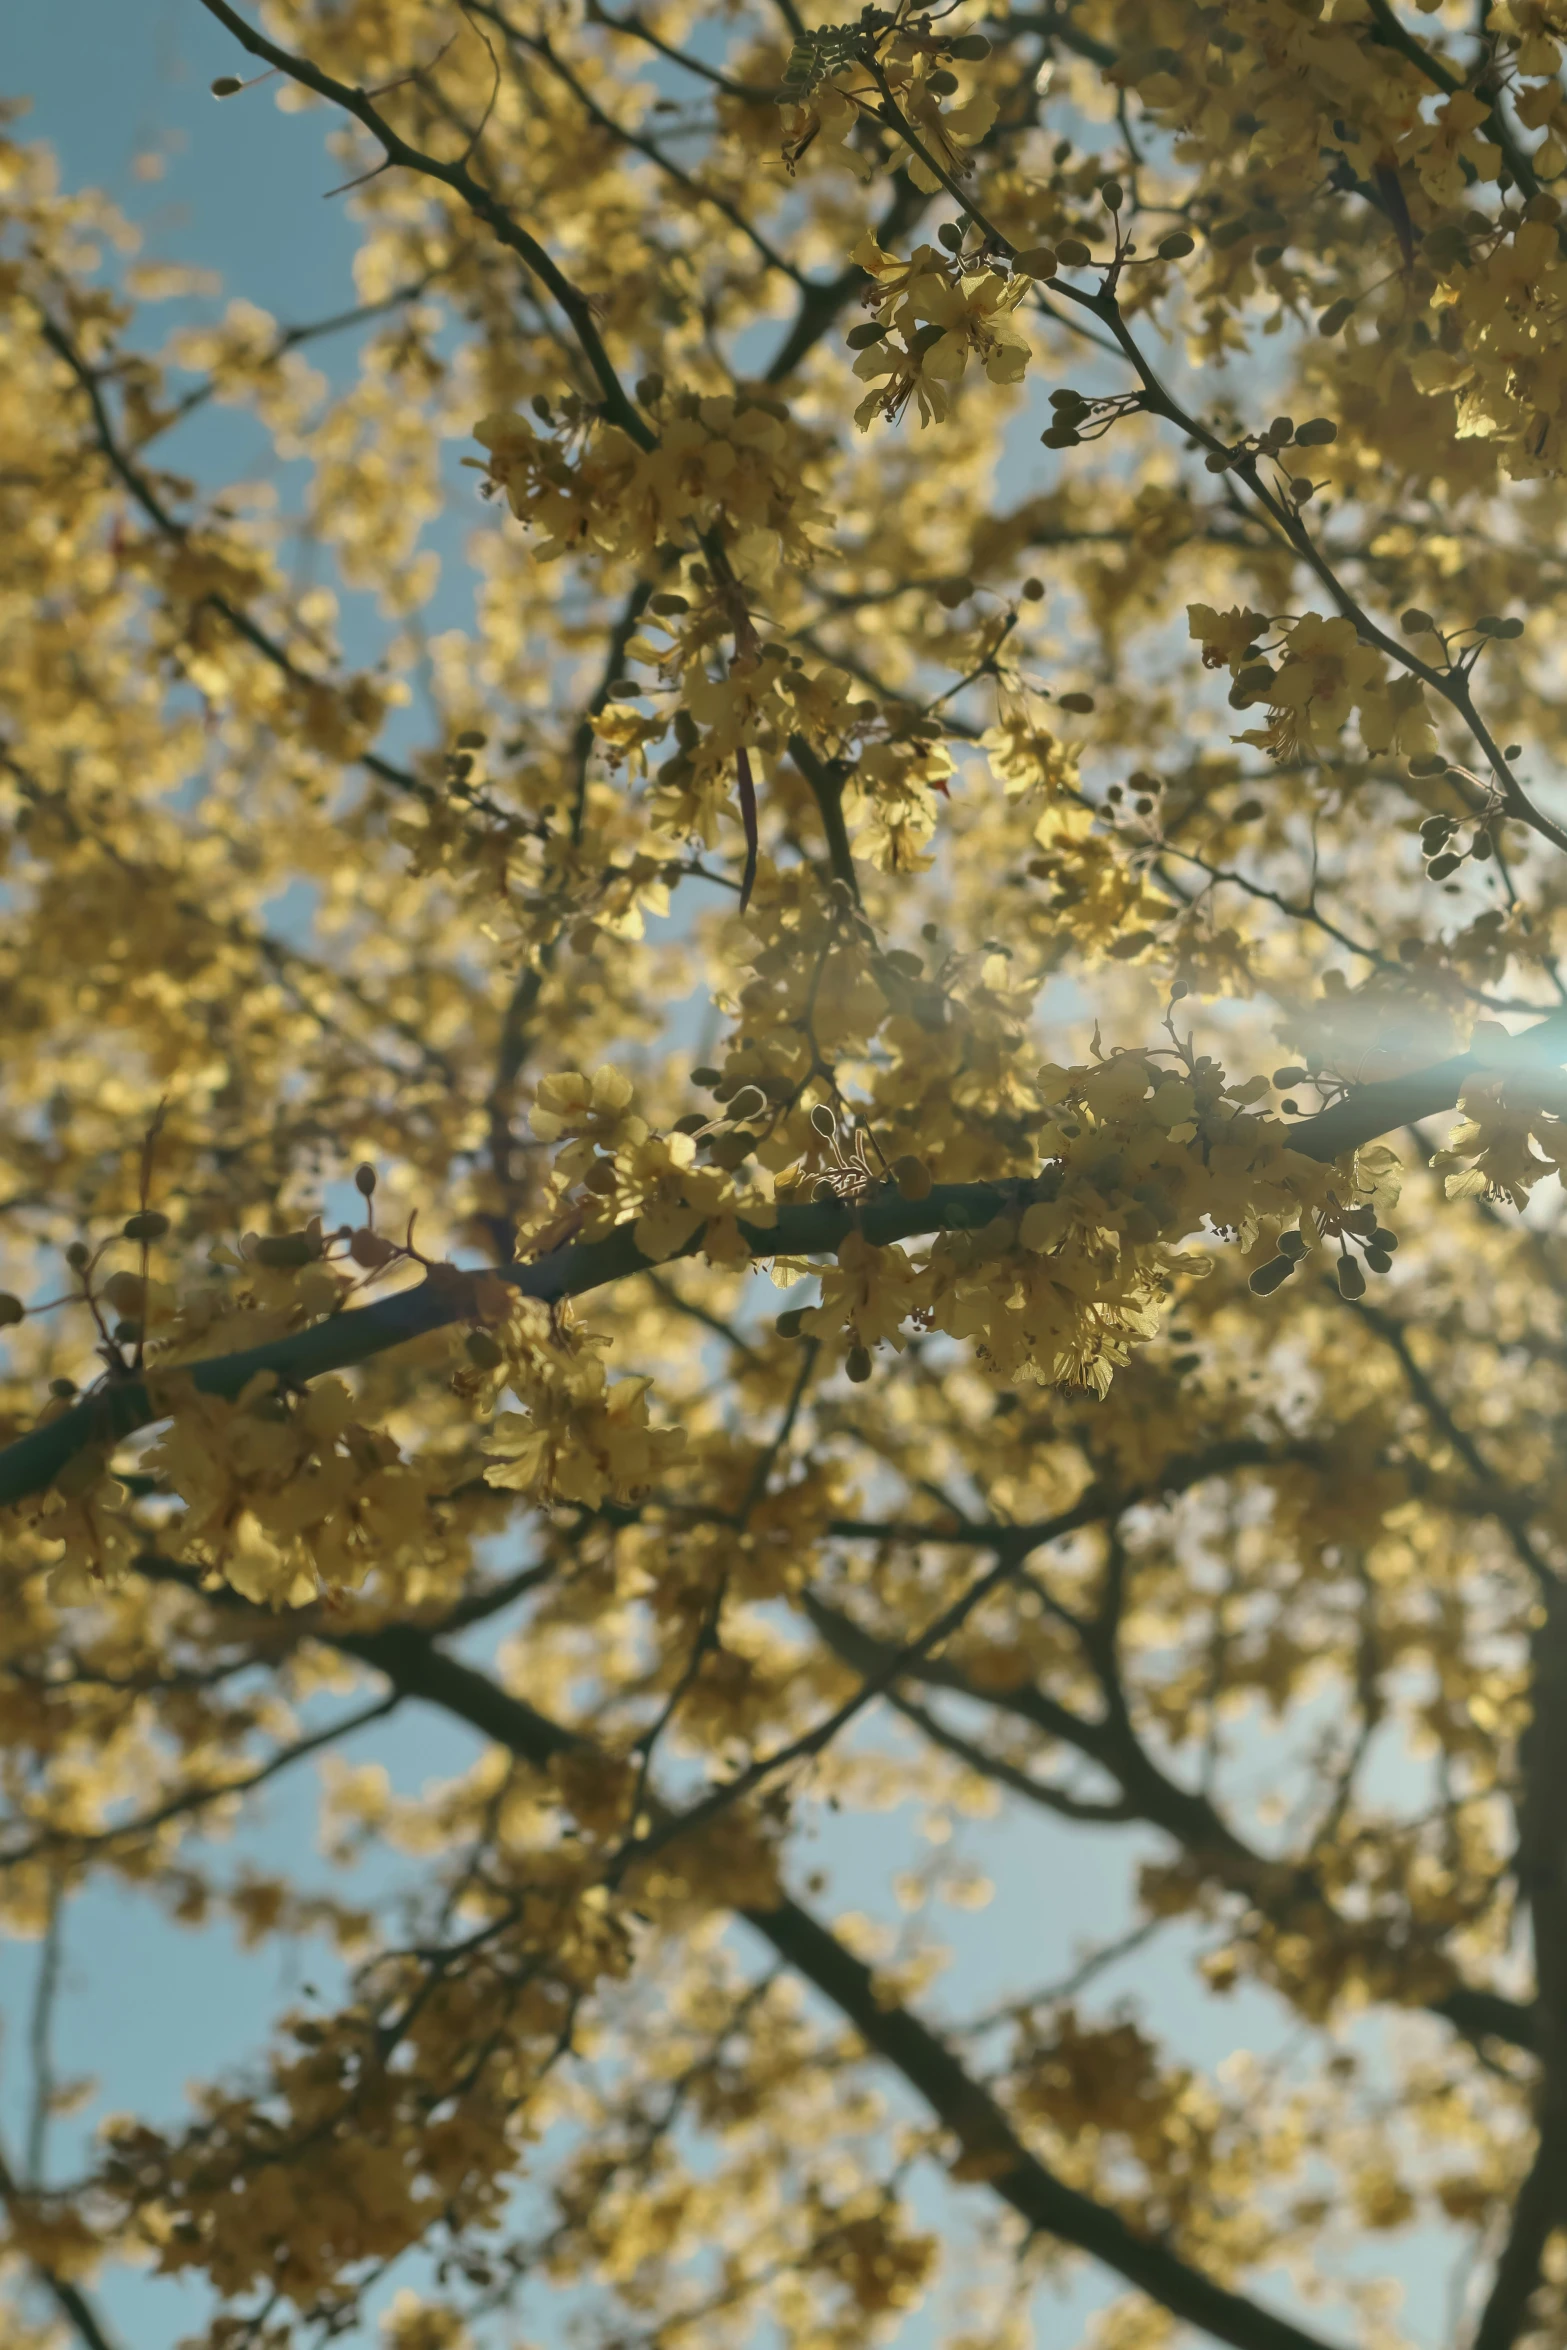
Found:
<box><xmin>5</xmin><ymin>1012</ymin><xmax>1567</xmax><ymax>1511</ymax></box>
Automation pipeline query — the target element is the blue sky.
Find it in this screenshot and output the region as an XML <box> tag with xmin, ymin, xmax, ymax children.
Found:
<box><xmin>2</xmin><ymin>10</ymin><xmax>1468</xmax><ymax>2347</ymax></box>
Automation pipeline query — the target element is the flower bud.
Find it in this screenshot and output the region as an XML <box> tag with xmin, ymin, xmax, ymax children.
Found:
<box><xmin>892</xmin><ymin>1155</ymin><xmax>933</xmax><ymax>1200</ymax></box>
<box><xmin>845</xmin><ymin>1344</ymin><xmax>873</xmax><ymax>1382</ymax></box>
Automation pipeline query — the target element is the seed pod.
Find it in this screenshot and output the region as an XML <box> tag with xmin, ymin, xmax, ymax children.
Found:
<box><xmin>465</xmin><ymin>1330</ymin><xmax>505</xmax><ymax>1370</ymax></box>
<box><xmin>1013</xmin><ymin>246</ymin><xmax>1058</xmax><ymax>278</ymax></box>
<box><xmin>253</xmin><ymin>1233</ymin><xmax>320</xmax><ymax>1269</ymax></box>
<box><xmin>1338</xmin><ymin>1257</ymin><xmax>1367</xmax><ymax>1301</ymax></box>
<box><xmin>1249</xmin><ymin>1255</ymin><xmax>1294</xmax><ymax>1295</ymax></box>
<box><xmin>123</xmin><ymin>1210</ymin><xmax>171</xmax><ymax>1242</ymax></box>
<box><xmin>348</xmin><ymin>1227</ymin><xmax>397</xmax><ymax>1268</ymax></box>
<box><xmin>1157</xmin><ymin>231</ymin><xmax>1195</xmax><ymax>259</ymax></box>
<box><xmin>845</xmin><ymin>1344</ymin><xmax>873</xmax><ymax>1383</ymax></box>
<box><xmin>892</xmin><ymin>1155</ymin><xmax>933</xmax><ymax>1200</ymax></box>
<box><xmin>0</xmin><ymin>1294</ymin><xmax>20</xmax><ymax>1326</ymax></box>
<box><xmin>775</xmin><ymin>1307</ymin><xmax>808</xmax><ymax>1339</ymax></box>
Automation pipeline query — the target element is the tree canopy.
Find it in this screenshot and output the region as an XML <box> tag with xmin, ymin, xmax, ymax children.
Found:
<box><xmin>7</xmin><ymin>0</ymin><xmax>1567</xmax><ymax>2344</ymax></box>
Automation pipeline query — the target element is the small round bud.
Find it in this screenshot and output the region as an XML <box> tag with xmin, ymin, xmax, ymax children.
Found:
<box><xmin>690</xmin><ymin>1066</ymin><xmax>723</xmax><ymax>1088</ymax></box>
<box><xmin>1281</xmin><ymin>1100</ymin><xmax>1299</xmax><ymax>1116</ymax></box>
<box><xmin>123</xmin><ymin>1210</ymin><xmax>170</xmax><ymax>1242</ymax></box>
<box><xmin>1056</xmin><ymin>238</ymin><xmax>1093</xmax><ymax>267</ymax></box>
<box><xmin>775</xmin><ymin>1308</ymin><xmax>808</xmax><ymax>1339</ymax></box>
<box><xmin>1401</xmin><ymin>609</ymin><xmax>1435</xmax><ymax>635</ymax></box>
<box><xmin>1294</xmin><ymin>416</ymin><xmax>1338</xmax><ymax>446</ymax></box>
<box><xmin>1012</xmin><ymin>246</ymin><xmax>1058</xmax><ymax>279</ymax></box>
<box><xmin>1277</xmin><ymin>1230</ymin><xmax>1308</xmax><ymax>1260</ymax></box>
<box><xmin>845</xmin><ymin>1344</ymin><xmax>873</xmax><ymax>1383</ymax></box>
<box><xmin>465</xmin><ymin>1330</ymin><xmax>505</xmax><ymax>1370</ymax></box>
<box><xmin>926</xmin><ymin>67</ymin><xmax>960</xmax><ymax>94</ymax></box>
<box><xmin>66</xmin><ymin>1242</ymin><xmax>91</xmax><ymax>1272</ymax></box>
<box><xmin>846</xmin><ymin>320</ymin><xmax>887</xmax><ymax>348</ymax></box>
<box><xmin>635</xmin><ymin>373</ymin><xmax>665</xmax><ymax>406</ymax></box>
<box><xmin>112</xmin><ymin>1318</ymin><xmax>143</xmax><ymax>1344</ymax></box>
<box><xmin>1365</xmin><ymin>1247</ymin><xmax>1393</xmax><ymax>1274</ymax></box>
<box><xmin>210</xmin><ymin>75</ymin><xmax>244</xmax><ymax>97</ymax></box>
<box><xmin>355</xmin><ymin>1164</ymin><xmax>377</xmax><ymax>1197</ymax></box>
<box><xmin>49</xmin><ymin>1377</ymin><xmax>77</xmax><ymax>1399</ymax></box>
<box><xmin>1022</xmin><ymin>577</ymin><xmax>1045</xmax><ymax>600</ymax></box>
<box><xmin>938</xmin><ymin>220</ymin><xmax>964</xmax><ymax>251</ymax></box>
<box><xmin>347</xmin><ymin>1227</ymin><xmax>397</xmax><ymax>1268</ymax></box>
<box><xmin>1427</xmin><ymin>851</ymin><xmax>1463</xmax><ymax>880</ymax></box>
<box><xmin>0</xmin><ymin>1293</ymin><xmax>23</xmax><ymax>1326</ymax></box>
<box><xmin>1157</xmin><ymin>231</ymin><xmax>1195</xmax><ymax>259</ymax></box>
<box><xmin>1059</xmin><ymin>691</ymin><xmax>1095</xmax><ymax>714</ymax></box>
<box><xmin>728</xmin><ymin>1085</ymin><xmax>767</xmax><ymax>1123</ymax></box>
<box><xmin>103</xmin><ymin>1272</ymin><xmax>146</xmax><ymax>1317</ymax></box>
<box><xmin>1337</xmin><ymin>1257</ymin><xmax>1367</xmax><ymax>1301</ymax></box>
<box><xmin>455</xmin><ymin>729</ymin><xmax>487</xmax><ymax>751</ymax></box>
<box><xmin>1101</xmin><ymin>179</ymin><xmax>1124</xmax><ymax>211</ymax></box>
<box><xmin>892</xmin><ymin>1155</ymin><xmax>933</xmax><ymax>1201</ymax></box>
<box><xmin>1372</xmin><ymin>1228</ymin><xmax>1399</xmax><ymax>1253</ymax></box>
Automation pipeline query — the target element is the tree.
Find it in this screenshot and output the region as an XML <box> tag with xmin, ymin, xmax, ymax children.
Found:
<box><xmin>7</xmin><ymin>0</ymin><xmax>1567</xmax><ymax>2341</ymax></box>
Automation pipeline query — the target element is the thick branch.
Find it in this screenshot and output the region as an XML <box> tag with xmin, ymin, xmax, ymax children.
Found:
<box><xmin>5</xmin><ymin>1014</ymin><xmax>1567</xmax><ymax>1511</ymax></box>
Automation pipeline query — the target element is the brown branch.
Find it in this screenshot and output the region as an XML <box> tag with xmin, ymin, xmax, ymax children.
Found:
<box><xmin>6</xmin><ymin>1011</ymin><xmax>1567</xmax><ymax>1512</ymax></box>
<box><xmin>195</xmin><ymin>0</ymin><xmax>654</xmax><ymax>450</ymax></box>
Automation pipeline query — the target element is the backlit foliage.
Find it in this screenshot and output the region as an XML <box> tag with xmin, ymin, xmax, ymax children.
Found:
<box><xmin>8</xmin><ymin>1</ymin><xmax>1567</xmax><ymax>2345</ymax></box>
